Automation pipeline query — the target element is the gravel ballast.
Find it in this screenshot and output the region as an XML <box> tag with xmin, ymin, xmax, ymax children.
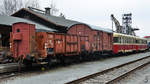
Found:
<box><xmin>80</xmin><ymin>55</ymin><xmax>150</xmax><ymax>84</ymax></box>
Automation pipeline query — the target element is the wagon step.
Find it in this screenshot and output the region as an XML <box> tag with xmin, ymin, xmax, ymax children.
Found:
<box><xmin>37</xmin><ymin>62</ymin><xmax>48</xmax><ymax>65</ymax></box>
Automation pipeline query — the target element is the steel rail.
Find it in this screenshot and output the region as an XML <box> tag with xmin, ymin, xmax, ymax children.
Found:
<box><xmin>66</xmin><ymin>55</ymin><xmax>150</xmax><ymax>84</ymax></box>
<box><xmin>106</xmin><ymin>60</ymin><xmax>150</xmax><ymax>84</ymax></box>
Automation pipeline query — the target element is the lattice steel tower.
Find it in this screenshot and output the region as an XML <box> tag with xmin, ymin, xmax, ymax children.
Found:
<box><xmin>111</xmin><ymin>13</ymin><xmax>139</xmax><ymax>36</ymax></box>
<box><xmin>122</xmin><ymin>13</ymin><xmax>132</xmax><ymax>35</ymax></box>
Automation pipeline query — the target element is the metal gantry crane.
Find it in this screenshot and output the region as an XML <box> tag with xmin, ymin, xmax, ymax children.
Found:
<box><xmin>111</xmin><ymin>13</ymin><xmax>139</xmax><ymax>36</ymax></box>
<box><xmin>111</xmin><ymin>14</ymin><xmax>122</xmax><ymax>33</ymax></box>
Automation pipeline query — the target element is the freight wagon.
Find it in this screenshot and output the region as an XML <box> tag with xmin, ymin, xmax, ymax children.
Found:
<box><xmin>10</xmin><ymin>22</ymin><xmax>113</xmax><ymax>65</ymax></box>
<box><xmin>10</xmin><ymin>22</ymin><xmax>148</xmax><ymax>66</ymax></box>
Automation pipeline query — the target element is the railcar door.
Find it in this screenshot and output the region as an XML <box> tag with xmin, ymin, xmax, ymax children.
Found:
<box><xmin>80</xmin><ymin>36</ymin><xmax>90</xmax><ymax>53</ymax></box>
<box><xmin>54</xmin><ymin>34</ymin><xmax>65</xmax><ymax>54</ymax></box>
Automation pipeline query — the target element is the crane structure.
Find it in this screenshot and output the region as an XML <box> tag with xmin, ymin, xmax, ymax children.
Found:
<box><xmin>111</xmin><ymin>13</ymin><xmax>139</xmax><ymax>36</ymax></box>
<box><xmin>111</xmin><ymin>14</ymin><xmax>122</xmax><ymax>33</ymax></box>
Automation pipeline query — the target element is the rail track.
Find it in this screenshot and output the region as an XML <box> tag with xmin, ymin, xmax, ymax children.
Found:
<box><xmin>0</xmin><ymin>63</ymin><xmax>19</xmax><ymax>73</ymax></box>
<box><xmin>66</xmin><ymin>55</ymin><xmax>150</xmax><ymax>84</ymax></box>
<box><xmin>0</xmin><ymin>63</ymin><xmax>20</xmax><ymax>81</ymax></box>
<box><xmin>0</xmin><ymin>52</ymin><xmax>150</xmax><ymax>83</ymax></box>
<box><xmin>0</xmin><ymin>62</ymin><xmax>44</xmax><ymax>81</ymax></box>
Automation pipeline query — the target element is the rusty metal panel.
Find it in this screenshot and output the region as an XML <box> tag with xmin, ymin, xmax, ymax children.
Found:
<box><xmin>79</xmin><ymin>36</ymin><xmax>90</xmax><ymax>52</ymax></box>
<box><xmin>46</xmin><ymin>33</ymin><xmax>55</xmax><ymax>49</ymax></box>
<box><xmin>54</xmin><ymin>34</ymin><xmax>65</xmax><ymax>54</ymax></box>
<box><xmin>68</xmin><ymin>24</ymin><xmax>92</xmax><ymax>36</ymax></box>
<box><xmin>36</xmin><ymin>32</ymin><xmax>47</xmax><ymax>58</ymax></box>
<box><xmin>68</xmin><ymin>24</ymin><xmax>92</xmax><ymax>53</ymax></box>
<box><xmin>11</xmin><ymin>22</ymin><xmax>36</xmax><ymax>59</ymax></box>
<box><xmin>67</xmin><ymin>25</ymin><xmax>77</xmax><ymax>35</ymax></box>
<box><xmin>66</xmin><ymin>35</ymin><xmax>78</xmax><ymax>54</ymax></box>
<box><xmin>102</xmin><ymin>32</ymin><xmax>113</xmax><ymax>51</ymax></box>
<box><xmin>103</xmin><ymin>32</ymin><xmax>108</xmax><ymax>50</ymax></box>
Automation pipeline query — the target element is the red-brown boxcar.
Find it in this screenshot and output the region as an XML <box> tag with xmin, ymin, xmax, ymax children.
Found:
<box><xmin>68</xmin><ymin>24</ymin><xmax>113</xmax><ymax>55</ymax></box>
<box><xmin>11</xmin><ymin>22</ymin><xmax>82</xmax><ymax>64</ymax></box>
<box><xmin>11</xmin><ymin>22</ymin><xmax>113</xmax><ymax>65</ymax></box>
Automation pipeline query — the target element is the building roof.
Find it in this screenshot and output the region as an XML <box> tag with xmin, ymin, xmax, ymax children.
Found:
<box><xmin>0</xmin><ymin>15</ymin><xmax>56</xmax><ymax>32</ymax></box>
<box><xmin>88</xmin><ymin>25</ymin><xmax>113</xmax><ymax>33</ymax></box>
<box><xmin>31</xmin><ymin>11</ymin><xmax>82</xmax><ymax>27</ymax></box>
<box><xmin>12</xmin><ymin>8</ymin><xmax>113</xmax><ymax>33</ymax></box>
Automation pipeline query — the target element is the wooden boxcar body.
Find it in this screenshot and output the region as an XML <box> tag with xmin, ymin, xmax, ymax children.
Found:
<box><xmin>68</xmin><ymin>24</ymin><xmax>113</xmax><ymax>54</ymax></box>
<box><xmin>10</xmin><ymin>22</ymin><xmax>113</xmax><ymax>64</ymax></box>
<box><xmin>10</xmin><ymin>22</ymin><xmax>148</xmax><ymax>65</ymax></box>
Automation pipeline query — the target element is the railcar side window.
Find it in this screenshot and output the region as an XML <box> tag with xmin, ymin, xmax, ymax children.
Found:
<box><xmin>136</xmin><ymin>40</ymin><xmax>138</xmax><ymax>43</ymax></box>
<box><xmin>114</xmin><ymin>37</ymin><xmax>119</xmax><ymax>43</ymax></box>
<box><xmin>121</xmin><ymin>37</ymin><xmax>123</xmax><ymax>43</ymax></box>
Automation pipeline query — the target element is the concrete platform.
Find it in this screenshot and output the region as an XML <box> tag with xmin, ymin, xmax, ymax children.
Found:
<box><xmin>1</xmin><ymin>52</ymin><xmax>150</xmax><ymax>84</ymax></box>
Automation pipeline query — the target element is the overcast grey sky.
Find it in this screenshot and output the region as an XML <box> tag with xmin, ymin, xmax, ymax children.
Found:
<box><xmin>39</xmin><ymin>0</ymin><xmax>149</xmax><ymax>37</ymax></box>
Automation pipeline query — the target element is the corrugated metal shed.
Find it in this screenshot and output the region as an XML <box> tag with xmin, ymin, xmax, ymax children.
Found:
<box><xmin>12</xmin><ymin>8</ymin><xmax>113</xmax><ymax>33</ymax></box>
<box><xmin>31</xmin><ymin>11</ymin><xmax>82</xmax><ymax>27</ymax></box>
<box><xmin>29</xmin><ymin>9</ymin><xmax>113</xmax><ymax>33</ymax></box>
<box><xmin>0</xmin><ymin>15</ymin><xmax>56</xmax><ymax>32</ymax></box>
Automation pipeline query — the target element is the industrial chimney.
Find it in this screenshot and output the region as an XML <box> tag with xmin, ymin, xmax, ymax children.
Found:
<box><xmin>45</xmin><ymin>7</ymin><xmax>51</xmax><ymax>15</ymax></box>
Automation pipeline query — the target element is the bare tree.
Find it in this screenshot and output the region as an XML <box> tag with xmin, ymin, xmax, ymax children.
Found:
<box><xmin>24</xmin><ymin>0</ymin><xmax>39</xmax><ymax>9</ymax></box>
<box><xmin>48</xmin><ymin>0</ymin><xmax>59</xmax><ymax>15</ymax></box>
<box><xmin>0</xmin><ymin>0</ymin><xmax>40</xmax><ymax>16</ymax></box>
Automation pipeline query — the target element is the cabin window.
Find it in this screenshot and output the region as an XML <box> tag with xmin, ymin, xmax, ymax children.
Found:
<box><xmin>114</xmin><ymin>37</ymin><xmax>119</xmax><ymax>43</ymax></box>
<box><xmin>17</xmin><ymin>29</ymin><xmax>20</xmax><ymax>32</ymax></box>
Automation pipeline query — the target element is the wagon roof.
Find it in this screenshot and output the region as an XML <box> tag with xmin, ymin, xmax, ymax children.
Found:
<box><xmin>88</xmin><ymin>25</ymin><xmax>113</xmax><ymax>33</ymax></box>
<box><xmin>0</xmin><ymin>15</ymin><xmax>56</xmax><ymax>32</ymax></box>
<box><xmin>12</xmin><ymin>8</ymin><xmax>113</xmax><ymax>33</ymax></box>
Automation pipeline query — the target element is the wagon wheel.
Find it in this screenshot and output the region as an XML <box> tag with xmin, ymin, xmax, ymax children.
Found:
<box><xmin>46</xmin><ymin>56</ymin><xmax>52</xmax><ymax>68</ymax></box>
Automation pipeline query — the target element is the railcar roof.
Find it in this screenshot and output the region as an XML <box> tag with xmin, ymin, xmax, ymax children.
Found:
<box><xmin>113</xmin><ymin>33</ymin><xmax>147</xmax><ymax>40</ymax></box>
<box><xmin>0</xmin><ymin>15</ymin><xmax>56</xmax><ymax>32</ymax></box>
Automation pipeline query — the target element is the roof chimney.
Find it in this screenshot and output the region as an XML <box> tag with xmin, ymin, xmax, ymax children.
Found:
<box><xmin>45</xmin><ymin>7</ymin><xmax>51</xmax><ymax>15</ymax></box>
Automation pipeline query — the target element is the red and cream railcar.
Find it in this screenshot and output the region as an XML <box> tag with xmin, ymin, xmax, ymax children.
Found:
<box><xmin>113</xmin><ymin>33</ymin><xmax>147</xmax><ymax>54</ymax></box>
